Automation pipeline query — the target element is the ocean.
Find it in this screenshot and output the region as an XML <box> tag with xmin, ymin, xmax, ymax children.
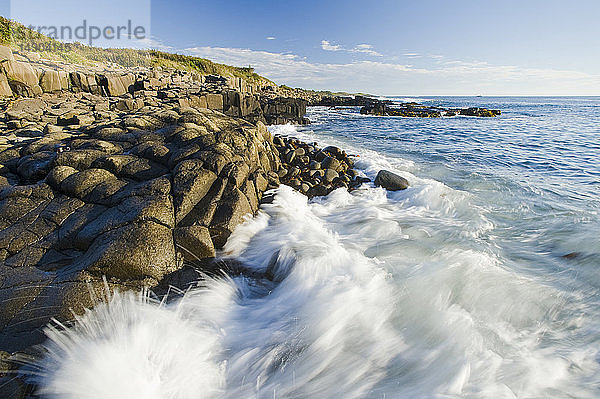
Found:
<box><xmin>34</xmin><ymin>97</ymin><xmax>600</xmax><ymax>398</ymax></box>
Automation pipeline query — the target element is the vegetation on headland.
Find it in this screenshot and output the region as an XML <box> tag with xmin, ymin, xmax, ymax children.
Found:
<box><xmin>0</xmin><ymin>16</ymin><xmax>361</xmax><ymax>100</ymax></box>
<box><xmin>0</xmin><ymin>16</ymin><xmax>274</xmax><ymax>86</ymax></box>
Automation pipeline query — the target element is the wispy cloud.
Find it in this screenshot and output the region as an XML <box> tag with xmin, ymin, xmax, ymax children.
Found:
<box><xmin>321</xmin><ymin>40</ymin><xmax>382</xmax><ymax>56</ymax></box>
<box><xmin>352</xmin><ymin>44</ymin><xmax>382</xmax><ymax>56</ymax></box>
<box><xmin>185</xmin><ymin>46</ymin><xmax>600</xmax><ymax>95</ymax></box>
<box><xmin>131</xmin><ymin>36</ymin><xmax>174</xmax><ymax>51</ymax></box>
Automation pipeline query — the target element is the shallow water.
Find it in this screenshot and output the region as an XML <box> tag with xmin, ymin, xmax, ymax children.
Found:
<box><xmin>32</xmin><ymin>97</ymin><xmax>600</xmax><ymax>398</ymax></box>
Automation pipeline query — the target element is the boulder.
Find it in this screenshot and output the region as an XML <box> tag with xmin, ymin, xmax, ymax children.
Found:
<box><xmin>57</xmin><ymin>111</ymin><xmax>95</xmax><ymax>126</ymax></box>
<box><xmin>60</xmin><ymin>168</ymin><xmax>119</xmax><ymax>199</ymax></box>
<box><xmin>5</xmin><ymin>98</ymin><xmax>46</xmax><ymax>121</ymax></box>
<box><xmin>0</xmin><ymin>45</ymin><xmax>14</xmax><ymax>62</ymax></box>
<box><xmin>321</xmin><ymin>156</ymin><xmax>341</xmax><ymax>171</ymax></box>
<box><xmin>374</xmin><ymin>170</ymin><xmax>409</xmax><ymax>191</ymax></box>
<box><xmin>70</xmin><ymin>71</ymin><xmax>99</xmax><ymax>94</ymax></box>
<box><xmin>99</xmin><ymin>74</ymin><xmax>127</xmax><ymax>96</ymax></box>
<box><xmin>45</xmin><ymin>165</ymin><xmax>78</xmax><ymax>188</ymax></box>
<box><xmin>323</xmin><ymin>169</ymin><xmax>339</xmax><ymax>183</ymax></box>
<box><xmin>79</xmin><ymin>221</ymin><xmax>176</xmax><ymax>281</ymax></box>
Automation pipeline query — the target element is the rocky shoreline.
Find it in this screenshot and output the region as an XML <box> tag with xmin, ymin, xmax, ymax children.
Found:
<box><xmin>0</xmin><ymin>41</ymin><xmax>499</xmax><ymax>396</ymax></box>
<box><xmin>298</xmin><ymin>93</ymin><xmax>501</xmax><ymax>118</ymax></box>
<box><xmin>0</xmin><ymin>39</ymin><xmax>387</xmax><ymax>372</ymax></box>
<box><xmin>0</xmin><ymin>41</ymin><xmax>317</xmax><ymax>360</ymax></box>
<box><xmin>0</xmin><ymin>44</ymin><xmax>308</xmax><ymax>126</ymax></box>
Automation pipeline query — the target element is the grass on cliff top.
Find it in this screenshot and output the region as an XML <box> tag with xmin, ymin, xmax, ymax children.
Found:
<box><xmin>0</xmin><ymin>16</ymin><xmax>274</xmax><ymax>85</ymax></box>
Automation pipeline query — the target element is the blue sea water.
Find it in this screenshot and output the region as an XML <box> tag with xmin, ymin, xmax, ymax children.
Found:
<box><xmin>35</xmin><ymin>97</ymin><xmax>600</xmax><ymax>398</ymax></box>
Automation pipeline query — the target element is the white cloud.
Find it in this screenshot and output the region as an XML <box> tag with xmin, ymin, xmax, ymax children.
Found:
<box><xmin>321</xmin><ymin>40</ymin><xmax>342</xmax><ymax>51</ymax></box>
<box><xmin>351</xmin><ymin>44</ymin><xmax>382</xmax><ymax>56</ymax></box>
<box><xmin>184</xmin><ymin>46</ymin><xmax>600</xmax><ymax>95</ymax></box>
<box><xmin>321</xmin><ymin>40</ymin><xmax>382</xmax><ymax>56</ymax></box>
<box><xmin>266</xmin><ymin>36</ymin><xmax>276</xmax><ymax>40</ymax></box>
<box><xmin>132</xmin><ymin>36</ymin><xmax>173</xmax><ymax>51</ymax></box>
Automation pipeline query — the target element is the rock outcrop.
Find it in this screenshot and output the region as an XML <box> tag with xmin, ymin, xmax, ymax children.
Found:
<box><xmin>222</xmin><ymin>90</ymin><xmax>309</xmax><ymax>125</ymax></box>
<box><xmin>0</xmin><ymin>44</ymin><xmax>320</xmax><ymax>355</ymax></box>
<box><xmin>457</xmin><ymin>107</ymin><xmax>502</xmax><ymax>117</ymax></box>
<box><xmin>311</xmin><ymin>95</ymin><xmax>382</xmax><ymax>107</ymax></box>
<box><xmin>0</xmin><ymin>89</ymin><xmax>284</xmax><ymax>352</ymax></box>
<box><xmin>360</xmin><ymin>100</ymin><xmax>501</xmax><ymax>118</ymax></box>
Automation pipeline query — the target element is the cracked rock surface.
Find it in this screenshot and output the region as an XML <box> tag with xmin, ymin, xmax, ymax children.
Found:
<box><xmin>0</xmin><ymin>91</ymin><xmax>281</xmax><ymax>351</ymax></box>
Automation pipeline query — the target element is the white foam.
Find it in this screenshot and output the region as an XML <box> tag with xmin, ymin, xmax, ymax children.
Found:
<box><xmin>28</xmin><ymin>115</ymin><xmax>600</xmax><ymax>397</ymax></box>
<box><xmin>30</xmin><ymin>182</ymin><xmax>598</xmax><ymax>398</ymax></box>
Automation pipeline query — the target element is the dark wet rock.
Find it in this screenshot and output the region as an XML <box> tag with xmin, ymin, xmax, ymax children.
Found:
<box><xmin>562</xmin><ymin>252</ymin><xmax>580</xmax><ymax>260</ymax></box>
<box><xmin>374</xmin><ymin>170</ymin><xmax>409</xmax><ymax>191</ymax></box>
<box><xmin>308</xmin><ymin>184</ymin><xmax>330</xmax><ymax>197</ymax></box>
<box><xmin>322</xmin><ymin>146</ymin><xmax>343</xmax><ymax>158</ymax></box>
<box><xmin>360</xmin><ymin>100</ymin><xmax>500</xmax><ymax>118</ymax></box>
<box><xmin>323</xmin><ymin>169</ymin><xmax>339</xmax><ymax>183</ymax></box>
<box><xmin>271</xmin><ymin>134</ymin><xmax>362</xmax><ymax>198</ymax></box>
<box><xmin>459</xmin><ymin>107</ymin><xmax>501</xmax><ymax>117</ymax></box>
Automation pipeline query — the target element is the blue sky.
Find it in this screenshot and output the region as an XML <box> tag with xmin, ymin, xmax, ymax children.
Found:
<box><xmin>4</xmin><ymin>0</ymin><xmax>600</xmax><ymax>95</ymax></box>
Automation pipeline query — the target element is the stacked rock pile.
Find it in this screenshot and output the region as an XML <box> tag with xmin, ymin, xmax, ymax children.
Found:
<box><xmin>271</xmin><ymin>135</ymin><xmax>371</xmax><ymax>198</ymax></box>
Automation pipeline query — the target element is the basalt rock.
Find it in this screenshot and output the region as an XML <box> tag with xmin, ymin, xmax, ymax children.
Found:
<box><xmin>0</xmin><ymin>46</ymin><xmax>312</xmax><ymax>126</ymax></box>
<box><xmin>0</xmin><ymin>92</ymin><xmax>281</xmax><ymax>352</ymax></box>
<box><xmin>360</xmin><ymin>100</ymin><xmax>501</xmax><ymax>118</ymax></box>
<box><xmin>374</xmin><ymin>170</ymin><xmax>409</xmax><ymax>191</ymax></box>
<box><xmin>271</xmin><ymin>134</ymin><xmax>369</xmax><ymax>198</ymax></box>
<box><xmin>459</xmin><ymin>107</ymin><xmax>501</xmax><ymax>117</ymax></box>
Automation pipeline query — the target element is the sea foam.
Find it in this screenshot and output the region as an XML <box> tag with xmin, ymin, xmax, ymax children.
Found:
<box><xmin>29</xmin><ymin>117</ymin><xmax>600</xmax><ymax>398</ymax></box>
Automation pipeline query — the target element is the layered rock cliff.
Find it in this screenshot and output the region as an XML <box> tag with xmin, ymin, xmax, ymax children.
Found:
<box><xmin>0</xmin><ymin>44</ymin><xmax>308</xmax><ymax>125</ymax></box>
